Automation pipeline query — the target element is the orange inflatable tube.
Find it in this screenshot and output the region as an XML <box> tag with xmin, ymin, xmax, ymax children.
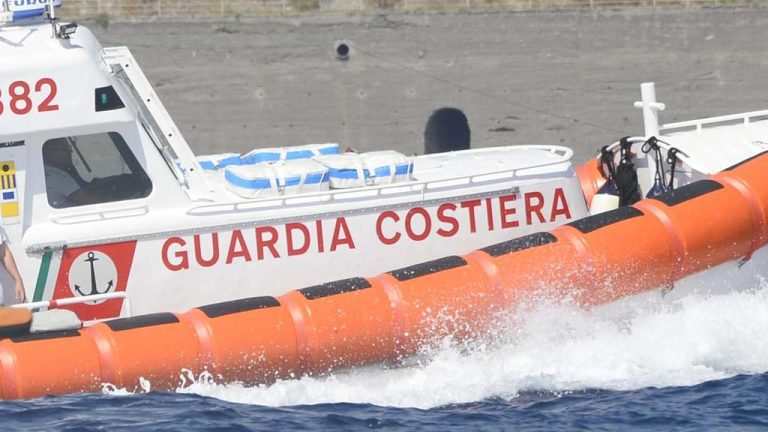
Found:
<box><xmin>0</xmin><ymin>151</ymin><xmax>766</xmax><ymax>400</ymax></box>
<box><xmin>575</xmin><ymin>157</ymin><xmax>606</xmax><ymax>207</ymax></box>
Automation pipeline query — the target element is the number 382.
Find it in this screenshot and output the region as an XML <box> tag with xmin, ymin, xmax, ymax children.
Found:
<box><xmin>0</xmin><ymin>78</ymin><xmax>60</xmax><ymax>116</ymax></box>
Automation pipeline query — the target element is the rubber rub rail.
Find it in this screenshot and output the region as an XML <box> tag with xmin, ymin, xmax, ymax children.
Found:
<box><xmin>0</xmin><ymin>152</ymin><xmax>766</xmax><ymax>400</ymax></box>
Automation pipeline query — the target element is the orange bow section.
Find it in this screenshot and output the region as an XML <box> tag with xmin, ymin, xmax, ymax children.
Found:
<box><xmin>575</xmin><ymin>157</ymin><xmax>606</xmax><ymax>207</ymax></box>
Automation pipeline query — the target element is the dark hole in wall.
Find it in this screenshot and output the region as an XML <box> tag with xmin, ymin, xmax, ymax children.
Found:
<box><xmin>335</xmin><ymin>41</ymin><xmax>350</xmax><ymax>61</ymax></box>
<box><xmin>424</xmin><ymin>107</ymin><xmax>470</xmax><ymax>154</ymax></box>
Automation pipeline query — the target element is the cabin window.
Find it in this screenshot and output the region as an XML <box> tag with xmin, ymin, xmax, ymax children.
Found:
<box><xmin>95</xmin><ymin>86</ymin><xmax>125</xmax><ymax>112</ymax></box>
<box><xmin>42</xmin><ymin>132</ymin><xmax>152</xmax><ymax>209</ymax></box>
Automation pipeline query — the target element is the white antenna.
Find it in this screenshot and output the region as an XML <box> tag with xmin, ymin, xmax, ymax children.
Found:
<box><xmin>0</xmin><ymin>0</ymin><xmax>10</xmax><ymax>24</ymax></box>
<box><xmin>46</xmin><ymin>0</ymin><xmax>57</xmax><ymax>37</ymax></box>
<box><xmin>633</xmin><ymin>82</ymin><xmax>666</xmax><ymax>138</ymax></box>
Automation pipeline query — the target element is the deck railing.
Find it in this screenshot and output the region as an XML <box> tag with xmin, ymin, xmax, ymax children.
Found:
<box><xmin>186</xmin><ymin>145</ymin><xmax>572</xmax><ymax>216</ymax></box>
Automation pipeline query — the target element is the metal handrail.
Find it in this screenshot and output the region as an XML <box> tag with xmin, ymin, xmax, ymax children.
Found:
<box><xmin>12</xmin><ymin>291</ymin><xmax>132</xmax><ymax>317</ymax></box>
<box><xmin>600</xmin><ymin>136</ymin><xmax>707</xmax><ymax>174</ymax></box>
<box><xmin>50</xmin><ymin>204</ymin><xmax>150</xmax><ymax>225</ymax></box>
<box><xmin>103</xmin><ymin>47</ymin><xmax>214</xmax><ymax>202</ymax></box>
<box><xmin>188</xmin><ymin>145</ymin><xmax>574</xmax><ymax>216</ymax></box>
<box><xmin>661</xmin><ymin>110</ymin><xmax>768</xmax><ymax>134</ymax></box>
<box><xmin>599</xmin><ymin>136</ymin><xmax>647</xmax><ymax>153</ymax></box>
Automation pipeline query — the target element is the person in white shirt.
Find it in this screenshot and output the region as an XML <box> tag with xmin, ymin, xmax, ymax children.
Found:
<box><xmin>0</xmin><ymin>225</ymin><xmax>25</xmax><ymax>306</ymax></box>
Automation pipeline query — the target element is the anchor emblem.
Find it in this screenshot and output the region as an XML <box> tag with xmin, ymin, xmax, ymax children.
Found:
<box><xmin>74</xmin><ymin>252</ymin><xmax>114</xmax><ymax>296</ymax></box>
<box><xmin>68</xmin><ymin>250</ymin><xmax>118</xmax><ymax>304</ymax></box>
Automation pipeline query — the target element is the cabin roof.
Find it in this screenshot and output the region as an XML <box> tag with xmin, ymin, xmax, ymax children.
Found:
<box><xmin>0</xmin><ymin>23</ymin><xmax>134</xmax><ymax>139</ymax></box>
<box><xmin>0</xmin><ymin>21</ymin><xmax>99</xmax><ymax>63</ymax></box>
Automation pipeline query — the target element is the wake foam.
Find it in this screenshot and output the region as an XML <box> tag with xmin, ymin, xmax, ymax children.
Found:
<box><xmin>173</xmin><ymin>279</ymin><xmax>768</xmax><ymax>409</ymax></box>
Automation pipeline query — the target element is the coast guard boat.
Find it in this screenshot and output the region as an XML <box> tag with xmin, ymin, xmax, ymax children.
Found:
<box><xmin>0</xmin><ymin>2</ymin><xmax>765</xmax><ymax>324</ymax></box>
<box><xmin>0</xmin><ymin>0</ymin><xmax>767</xmax><ymax>400</ymax></box>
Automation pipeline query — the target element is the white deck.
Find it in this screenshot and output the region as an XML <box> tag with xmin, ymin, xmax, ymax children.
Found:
<box><xmin>412</xmin><ymin>146</ymin><xmax>573</xmax><ymax>182</ymax></box>
<box><xmin>660</xmin><ymin>114</ymin><xmax>768</xmax><ymax>174</ymax></box>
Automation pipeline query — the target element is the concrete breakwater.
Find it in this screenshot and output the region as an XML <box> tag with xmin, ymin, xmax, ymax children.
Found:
<box><xmin>76</xmin><ymin>7</ymin><xmax>768</xmax><ymax>163</ymax></box>
<box><xmin>63</xmin><ymin>0</ymin><xmax>764</xmax><ymax>19</ymax></box>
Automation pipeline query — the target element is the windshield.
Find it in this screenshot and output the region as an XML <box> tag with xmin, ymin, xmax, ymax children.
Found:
<box><xmin>42</xmin><ymin>132</ymin><xmax>152</xmax><ymax>208</ymax></box>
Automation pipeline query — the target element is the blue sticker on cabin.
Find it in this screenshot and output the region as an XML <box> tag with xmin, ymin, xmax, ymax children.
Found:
<box><xmin>7</xmin><ymin>0</ymin><xmax>62</xmax><ymax>21</ymax></box>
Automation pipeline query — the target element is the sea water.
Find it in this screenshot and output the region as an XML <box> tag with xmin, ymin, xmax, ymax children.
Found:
<box><xmin>1</xmin><ymin>280</ymin><xmax>767</xmax><ymax>430</ymax></box>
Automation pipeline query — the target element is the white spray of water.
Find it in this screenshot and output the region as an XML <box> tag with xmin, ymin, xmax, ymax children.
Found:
<box><xmin>163</xmin><ymin>278</ymin><xmax>768</xmax><ymax>409</ymax></box>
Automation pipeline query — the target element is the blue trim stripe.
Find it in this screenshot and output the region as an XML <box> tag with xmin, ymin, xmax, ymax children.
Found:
<box><xmin>375</xmin><ymin>163</ymin><xmax>412</xmax><ymax>177</ymax></box>
<box><xmin>328</xmin><ymin>163</ymin><xmax>412</xmax><ymax>180</ymax></box>
<box><xmin>218</xmin><ymin>155</ymin><xmax>242</xmax><ymax>168</ymax></box>
<box><xmin>198</xmin><ymin>155</ymin><xmax>242</xmax><ymax>170</ymax></box>
<box><xmin>329</xmin><ymin>168</ymin><xmax>365</xmax><ymax>180</ymax></box>
<box><xmin>225</xmin><ymin>170</ymin><xmax>329</xmax><ymax>190</ymax></box>
<box><xmin>198</xmin><ymin>160</ymin><xmax>217</xmax><ymax>170</ymax></box>
<box><xmin>241</xmin><ymin>153</ymin><xmax>280</xmax><ymax>164</ymax></box>
<box><xmin>241</xmin><ymin>146</ymin><xmax>339</xmax><ymax>165</ymax></box>
<box><xmin>11</xmin><ymin>4</ymin><xmax>61</xmax><ymax>21</ymax></box>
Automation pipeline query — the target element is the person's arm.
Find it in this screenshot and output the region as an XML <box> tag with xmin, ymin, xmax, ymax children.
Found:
<box><xmin>0</xmin><ymin>244</ymin><xmax>25</xmax><ymax>303</ymax></box>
